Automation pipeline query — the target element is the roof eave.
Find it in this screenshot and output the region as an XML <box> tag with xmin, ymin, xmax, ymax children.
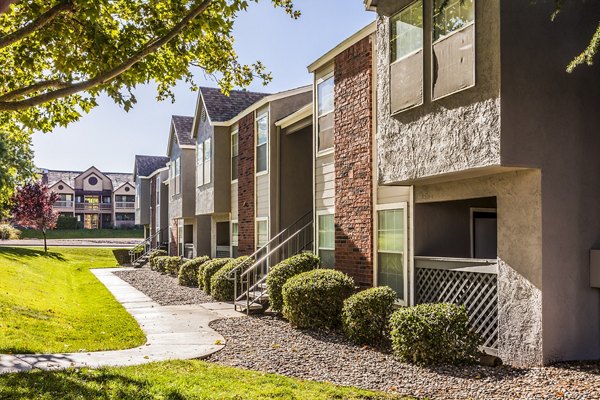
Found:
<box><xmin>275</xmin><ymin>103</ymin><xmax>313</xmax><ymax>129</ymax></box>
<box><xmin>307</xmin><ymin>21</ymin><xmax>376</xmax><ymax>73</ymax></box>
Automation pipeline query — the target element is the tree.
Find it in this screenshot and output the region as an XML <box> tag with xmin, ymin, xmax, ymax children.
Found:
<box><xmin>0</xmin><ymin>0</ymin><xmax>300</xmax><ymax>210</ymax></box>
<box><xmin>11</xmin><ymin>182</ymin><xmax>59</xmax><ymax>253</ymax></box>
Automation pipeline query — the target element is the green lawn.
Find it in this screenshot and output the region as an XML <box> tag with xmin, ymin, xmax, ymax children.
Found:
<box><xmin>19</xmin><ymin>229</ymin><xmax>144</xmax><ymax>239</ymax></box>
<box><xmin>0</xmin><ymin>247</ymin><xmax>145</xmax><ymax>354</ymax></box>
<box><xmin>0</xmin><ymin>360</ymin><xmax>408</xmax><ymax>399</ymax></box>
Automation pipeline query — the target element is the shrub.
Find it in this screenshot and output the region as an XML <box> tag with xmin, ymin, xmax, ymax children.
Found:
<box><xmin>56</xmin><ymin>215</ymin><xmax>78</xmax><ymax>229</ymax></box>
<box><xmin>0</xmin><ymin>224</ymin><xmax>21</xmax><ymax>240</ymax></box>
<box><xmin>112</xmin><ymin>249</ymin><xmax>132</xmax><ymax>266</ymax></box>
<box><xmin>178</xmin><ymin>256</ymin><xmax>210</xmax><ymax>286</ymax></box>
<box><xmin>389</xmin><ymin>303</ymin><xmax>482</xmax><ymax>365</ymax></box>
<box><xmin>266</xmin><ymin>253</ymin><xmax>320</xmax><ymax>313</ymax></box>
<box><xmin>210</xmin><ymin>256</ymin><xmax>253</xmax><ymax>302</ymax></box>
<box><xmin>282</xmin><ymin>269</ymin><xmax>354</xmax><ymax>329</ymax></box>
<box><xmin>163</xmin><ymin>256</ymin><xmax>183</xmax><ymax>276</ymax></box>
<box><xmin>341</xmin><ymin>286</ymin><xmax>397</xmax><ymax>346</ymax></box>
<box><xmin>152</xmin><ymin>256</ymin><xmax>170</xmax><ymax>273</ymax></box>
<box><xmin>149</xmin><ymin>250</ymin><xmax>167</xmax><ymax>270</ymax></box>
<box><xmin>200</xmin><ymin>258</ymin><xmax>231</xmax><ymax>293</ymax></box>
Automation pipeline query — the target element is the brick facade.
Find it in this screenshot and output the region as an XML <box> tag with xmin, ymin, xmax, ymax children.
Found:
<box><xmin>237</xmin><ymin>112</ymin><xmax>256</xmax><ymax>255</ymax></box>
<box><xmin>333</xmin><ymin>36</ymin><xmax>374</xmax><ymax>288</ymax></box>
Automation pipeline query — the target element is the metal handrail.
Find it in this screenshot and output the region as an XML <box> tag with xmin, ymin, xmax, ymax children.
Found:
<box><xmin>129</xmin><ymin>227</ymin><xmax>167</xmax><ymax>265</ymax></box>
<box><xmin>232</xmin><ymin>210</ymin><xmax>314</xmax><ymax>313</ymax></box>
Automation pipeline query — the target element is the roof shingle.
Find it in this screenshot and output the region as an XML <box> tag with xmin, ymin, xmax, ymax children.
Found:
<box><xmin>200</xmin><ymin>87</ymin><xmax>270</xmax><ymax>123</ymax></box>
<box><xmin>171</xmin><ymin>115</ymin><xmax>195</xmax><ymax>146</ymax></box>
<box><xmin>134</xmin><ymin>155</ymin><xmax>170</xmax><ymax>177</ymax></box>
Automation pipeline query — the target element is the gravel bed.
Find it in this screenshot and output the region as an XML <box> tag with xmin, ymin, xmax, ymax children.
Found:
<box><xmin>114</xmin><ymin>267</ymin><xmax>216</xmax><ymax>305</ymax></box>
<box><xmin>207</xmin><ymin>315</ymin><xmax>600</xmax><ymax>400</ymax></box>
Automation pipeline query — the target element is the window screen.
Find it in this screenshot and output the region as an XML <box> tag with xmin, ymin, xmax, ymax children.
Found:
<box><xmin>317</xmin><ymin>75</ymin><xmax>335</xmax><ymax>152</ymax></box>
<box><xmin>377</xmin><ymin>209</ymin><xmax>405</xmax><ymax>300</ymax></box>
<box><xmin>433</xmin><ymin>0</ymin><xmax>474</xmax><ymax>41</ymax></box>
<box><xmin>390</xmin><ymin>1</ymin><xmax>423</xmax><ymax>62</ymax></box>
<box><xmin>318</xmin><ymin>214</ymin><xmax>335</xmax><ymax>268</ymax></box>
<box><xmin>231</xmin><ymin>130</ymin><xmax>239</xmax><ymax>181</ymax></box>
<box><xmin>256</xmin><ymin>114</ymin><xmax>268</xmax><ymax>173</ymax></box>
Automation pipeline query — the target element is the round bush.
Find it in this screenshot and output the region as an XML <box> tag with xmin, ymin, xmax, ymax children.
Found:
<box><xmin>200</xmin><ymin>258</ymin><xmax>231</xmax><ymax>293</ymax></box>
<box><xmin>389</xmin><ymin>303</ymin><xmax>482</xmax><ymax>365</ymax></box>
<box><xmin>149</xmin><ymin>250</ymin><xmax>167</xmax><ymax>269</ymax></box>
<box><xmin>282</xmin><ymin>269</ymin><xmax>354</xmax><ymax>329</ymax></box>
<box><xmin>342</xmin><ymin>286</ymin><xmax>397</xmax><ymax>346</ymax></box>
<box><xmin>210</xmin><ymin>256</ymin><xmax>252</xmax><ymax>302</ymax></box>
<box><xmin>164</xmin><ymin>256</ymin><xmax>183</xmax><ymax>276</ymax></box>
<box><xmin>178</xmin><ymin>256</ymin><xmax>210</xmax><ymax>286</ymax></box>
<box><xmin>152</xmin><ymin>256</ymin><xmax>169</xmax><ymax>273</ymax></box>
<box><xmin>266</xmin><ymin>253</ymin><xmax>320</xmax><ymax>313</ymax></box>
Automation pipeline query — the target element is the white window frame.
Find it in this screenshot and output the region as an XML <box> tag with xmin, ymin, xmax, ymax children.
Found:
<box><xmin>197</xmin><ymin>142</ymin><xmax>204</xmax><ymax>187</ymax></box>
<box><xmin>374</xmin><ymin>202</ymin><xmax>409</xmax><ymax>306</ymax></box>
<box><xmin>316</xmin><ymin>210</ymin><xmax>335</xmax><ymax>268</ymax></box>
<box><xmin>231</xmin><ymin>128</ymin><xmax>239</xmax><ymax>183</ymax></box>
<box><xmin>255</xmin><ymin>217</ymin><xmax>269</xmax><ymax>248</ymax></box>
<box><xmin>203</xmin><ymin>138</ymin><xmax>212</xmax><ymax>185</ymax></box>
<box><xmin>389</xmin><ymin>0</ymin><xmax>424</xmax><ymax>65</ymax></box>
<box><xmin>175</xmin><ymin>157</ymin><xmax>181</xmax><ymax>195</ymax></box>
<box><xmin>255</xmin><ymin>112</ymin><xmax>269</xmax><ymax>176</ymax></box>
<box><xmin>316</xmin><ymin>72</ymin><xmax>335</xmax><ymax>156</ymax></box>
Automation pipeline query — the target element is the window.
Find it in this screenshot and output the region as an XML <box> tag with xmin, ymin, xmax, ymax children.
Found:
<box><xmin>197</xmin><ymin>141</ymin><xmax>203</xmax><ymax>186</ymax></box>
<box><xmin>178</xmin><ymin>220</ymin><xmax>184</xmax><ymax>256</ymax></box>
<box><xmin>175</xmin><ymin>157</ymin><xmax>181</xmax><ymax>194</ymax></box>
<box><xmin>377</xmin><ymin>207</ymin><xmax>407</xmax><ymax>302</ymax></box>
<box><xmin>256</xmin><ymin>113</ymin><xmax>268</xmax><ymax>173</ymax></box>
<box><xmin>231</xmin><ymin>129</ymin><xmax>239</xmax><ymax>181</ymax></box>
<box><xmin>317</xmin><ymin>213</ymin><xmax>335</xmax><ymax>268</ymax></box>
<box><xmin>471</xmin><ymin>209</ymin><xmax>497</xmax><ymax>259</ymax></box>
<box><xmin>390</xmin><ymin>1</ymin><xmax>423</xmax><ymax>63</ymax></box>
<box><xmin>231</xmin><ymin>221</ymin><xmax>239</xmax><ymax>258</ymax></box>
<box><xmin>203</xmin><ymin>138</ymin><xmax>211</xmax><ymax>184</ymax></box>
<box><xmin>317</xmin><ymin>75</ymin><xmax>334</xmax><ymax>152</ymax></box>
<box><xmin>156</xmin><ymin>176</ymin><xmax>160</xmax><ymax>205</ymax></box>
<box><xmin>116</xmin><ymin>213</ymin><xmax>135</xmax><ymax>221</ymax></box>
<box><xmin>433</xmin><ymin>0</ymin><xmax>474</xmax><ymax>42</ymax></box>
<box><xmin>256</xmin><ymin>219</ymin><xmax>268</xmax><ymax>248</ymax></box>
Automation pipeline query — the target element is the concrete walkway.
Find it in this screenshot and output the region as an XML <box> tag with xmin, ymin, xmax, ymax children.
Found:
<box><xmin>0</xmin><ymin>238</ymin><xmax>141</xmax><ymax>248</ymax></box>
<box><xmin>0</xmin><ymin>268</ymin><xmax>243</xmax><ymax>374</ymax></box>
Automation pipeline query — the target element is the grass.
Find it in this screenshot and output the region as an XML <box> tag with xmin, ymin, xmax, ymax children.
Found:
<box><xmin>0</xmin><ymin>360</ymin><xmax>410</xmax><ymax>399</ymax></box>
<box><xmin>0</xmin><ymin>247</ymin><xmax>145</xmax><ymax>354</ymax></box>
<box><xmin>19</xmin><ymin>229</ymin><xmax>144</xmax><ymax>239</ymax></box>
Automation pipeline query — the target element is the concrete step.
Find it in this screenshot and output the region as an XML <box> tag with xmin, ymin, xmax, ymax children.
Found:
<box><xmin>234</xmin><ymin>301</ymin><xmax>264</xmax><ymax>311</ymax></box>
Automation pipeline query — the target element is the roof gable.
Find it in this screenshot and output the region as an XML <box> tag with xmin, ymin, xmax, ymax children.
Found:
<box><xmin>134</xmin><ymin>155</ymin><xmax>170</xmax><ymax>178</ymax></box>
<box><xmin>199</xmin><ymin>87</ymin><xmax>270</xmax><ymax>123</ymax></box>
<box><xmin>167</xmin><ymin>115</ymin><xmax>195</xmax><ymax>156</ymax></box>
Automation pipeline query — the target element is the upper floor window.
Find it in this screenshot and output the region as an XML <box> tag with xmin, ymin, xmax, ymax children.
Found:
<box><xmin>203</xmin><ymin>138</ymin><xmax>212</xmax><ymax>184</ymax></box>
<box><xmin>256</xmin><ymin>113</ymin><xmax>268</xmax><ymax>173</ymax></box>
<box><xmin>231</xmin><ymin>129</ymin><xmax>239</xmax><ymax>182</ymax></box>
<box><xmin>390</xmin><ymin>1</ymin><xmax>423</xmax><ymax>63</ymax></box>
<box><xmin>197</xmin><ymin>142</ymin><xmax>203</xmax><ymax>186</ymax></box>
<box><xmin>156</xmin><ymin>176</ymin><xmax>160</xmax><ymax>205</ymax></box>
<box><xmin>175</xmin><ymin>157</ymin><xmax>181</xmax><ymax>195</ymax></box>
<box><xmin>433</xmin><ymin>0</ymin><xmax>474</xmax><ymax>42</ymax></box>
<box><xmin>317</xmin><ymin>74</ymin><xmax>334</xmax><ymax>153</ymax></box>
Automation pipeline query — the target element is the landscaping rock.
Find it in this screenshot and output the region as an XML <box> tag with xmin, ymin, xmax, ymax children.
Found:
<box><xmin>114</xmin><ymin>267</ymin><xmax>216</xmax><ymax>306</ymax></box>
<box><xmin>207</xmin><ymin>315</ymin><xmax>600</xmax><ymax>400</ymax></box>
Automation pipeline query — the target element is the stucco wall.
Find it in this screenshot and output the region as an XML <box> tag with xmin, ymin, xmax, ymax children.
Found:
<box><xmin>415</xmin><ymin>169</ymin><xmax>543</xmax><ymax>366</ymax></box>
<box><xmin>375</xmin><ymin>0</ymin><xmax>501</xmax><ymax>184</ymax></box>
<box><xmin>135</xmin><ymin>177</ymin><xmax>150</xmax><ymax>226</ymax></box>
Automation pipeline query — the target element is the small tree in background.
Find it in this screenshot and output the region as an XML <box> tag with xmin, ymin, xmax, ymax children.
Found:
<box><xmin>11</xmin><ymin>182</ymin><xmax>58</xmax><ymax>253</ymax></box>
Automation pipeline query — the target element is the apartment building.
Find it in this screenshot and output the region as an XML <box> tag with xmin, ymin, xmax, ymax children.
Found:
<box><xmin>42</xmin><ymin>167</ymin><xmax>135</xmax><ymax>229</ymax></box>
<box><xmin>133</xmin><ymin>155</ymin><xmax>169</xmax><ymax>246</ymax></box>
<box><xmin>365</xmin><ymin>0</ymin><xmax>600</xmax><ymax>366</ymax></box>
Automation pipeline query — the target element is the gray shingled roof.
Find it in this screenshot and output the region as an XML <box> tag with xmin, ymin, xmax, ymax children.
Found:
<box><xmin>200</xmin><ymin>87</ymin><xmax>270</xmax><ymax>122</ymax></box>
<box><xmin>172</xmin><ymin>115</ymin><xmax>195</xmax><ymax>146</ymax></box>
<box><xmin>134</xmin><ymin>155</ymin><xmax>169</xmax><ymax>178</ymax></box>
<box><xmin>43</xmin><ymin>169</ymin><xmax>133</xmax><ymax>190</ymax></box>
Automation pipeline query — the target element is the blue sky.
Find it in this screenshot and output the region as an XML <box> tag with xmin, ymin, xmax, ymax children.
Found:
<box><xmin>32</xmin><ymin>1</ymin><xmax>374</xmax><ymax>173</ymax></box>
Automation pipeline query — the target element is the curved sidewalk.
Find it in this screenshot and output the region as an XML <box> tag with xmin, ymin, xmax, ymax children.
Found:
<box><xmin>0</xmin><ymin>268</ymin><xmax>243</xmax><ymax>374</ymax></box>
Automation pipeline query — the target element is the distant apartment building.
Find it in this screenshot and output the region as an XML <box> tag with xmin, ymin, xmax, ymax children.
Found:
<box><xmin>42</xmin><ymin>167</ymin><xmax>136</xmax><ymax>229</ymax></box>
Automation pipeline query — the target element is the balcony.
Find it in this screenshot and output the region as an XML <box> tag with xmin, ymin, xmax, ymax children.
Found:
<box><xmin>75</xmin><ymin>203</ymin><xmax>112</xmax><ymax>211</ymax></box>
<box><xmin>54</xmin><ymin>201</ymin><xmax>74</xmax><ymax>208</ymax></box>
<box><xmin>115</xmin><ymin>202</ymin><xmax>135</xmax><ymax>209</ymax></box>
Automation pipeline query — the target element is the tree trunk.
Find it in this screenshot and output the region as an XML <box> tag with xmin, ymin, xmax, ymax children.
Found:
<box><xmin>42</xmin><ymin>228</ymin><xmax>47</xmax><ymax>254</ymax></box>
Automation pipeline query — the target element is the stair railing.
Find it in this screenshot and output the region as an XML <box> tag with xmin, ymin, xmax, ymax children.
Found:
<box><xmin>129</xmin><ymin>227</ymin><xmax>167</xmax><ymax>265</ymax></box>
<box><xmin>231</xmin><ymin>210</ymin><xmax>314</xmax><ymax>313</ymax></box>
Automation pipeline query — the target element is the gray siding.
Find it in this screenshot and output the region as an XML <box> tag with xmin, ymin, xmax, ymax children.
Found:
<box><xmin>256</xmin><ymin>173</ymin><xmax>269</xmax><ymax>218</ymax></box>
<box><xmin>135</xmin><ymin>177</ymin><xmax>150</xmax><ymax>225</ymax></box>
<box><xmin>315</xmin><ymin>153</ymin><xmax>335</xmax><ymax>211</ymax></box>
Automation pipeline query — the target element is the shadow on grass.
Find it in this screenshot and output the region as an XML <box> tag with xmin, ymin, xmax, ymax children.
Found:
<box><xmin>0</xmin><ymin>368</ymin><xmax>186</xmax><ymax>400</ymax></box>
<box><xmin>0</xmin><ymin>246</ymin><xmax>66</xmax><ymax>261</ymax></box>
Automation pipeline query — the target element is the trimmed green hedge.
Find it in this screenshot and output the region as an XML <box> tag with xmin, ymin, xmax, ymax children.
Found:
<box><xmin>178</xmin><ymin>256</ymin><xmax>210</xmax><ymax>286</ymax></box>
<box><xmin>163</xmin><ymin>256</ymin><xmax>183</xmax><ymax>276</ymax></box>
<box><xmin>199</xmin><ymin>258</ymin><xmax>231</xmax><ymax>293</ymax></box>
<box><xmin>389</xmin><ymin>303</ymin><xmax>482</xmax><ymax>365</ymax></box>
<box><xmin>282</xmin><ymin>269</ymin><xmax>354</xmax><ymax>329</ymax></box>
<box><xmin>342</xmin><ymin>286</ymin><xmax>397</xmax><ymax>346</ymax></box>
<box><xmin>149</xmin><ymin>250</ymin><xmax>167</xmax><ymax>270</ymax></box>
<box><xmin>112</xmin><ymin>249</ymin><xmax>132</xmax><ymax>266</ymax></box>
<box><xmin>266</xmin><ymin>253</ymin><xmax>320</xmax><ymax>313</ymax></box>
<box><xmin>152</xmin><ymin>256</ymin><xmax>169</xmax><ymax>273</ymax></box>
<box><xmin>56</xmin><ymin>215</ymin><xmax>78</xmax><ymax>229</ymax></box>
<box><xmin>210</xmin><ymin>256</ymin><xmax>252</xmax><ymax>302</ymax></box>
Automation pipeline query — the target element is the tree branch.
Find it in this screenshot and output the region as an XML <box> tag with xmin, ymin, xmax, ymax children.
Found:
<box><xmin>0</xmin><ymin>0</ymin><xmax>212</xmax><ymax>111</ymax></box>
<box><xmin>0</xmin><ymin>79</ymin><xmax>72</xmax><ymax>101</ymax></box>
<box><xmin>0</xmin><ymin>1</ymin><xmax>74</xmax><ymax>49</ymax></box>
